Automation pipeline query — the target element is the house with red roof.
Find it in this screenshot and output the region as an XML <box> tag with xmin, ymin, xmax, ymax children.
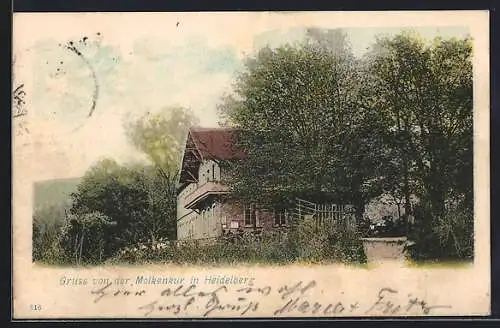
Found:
<box><xmin>176</xmin><ymin>127</ymin><xmax>355</xmax><ymax>241</ymax></box>
<box><xmin>176</xmin><ymin>127</ymin><xmax>288</xmax><ymax>240</ymax></box>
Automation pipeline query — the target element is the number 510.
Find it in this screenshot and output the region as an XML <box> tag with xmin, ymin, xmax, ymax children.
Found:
<box><xmin>30</xmin><ymin>304</ymin><xmax>42</xmax><ymax>311</ymax></box>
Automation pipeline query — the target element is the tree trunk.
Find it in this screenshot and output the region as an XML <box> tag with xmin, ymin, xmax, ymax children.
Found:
<box><xmin>78</xmin><ymin>230</ymin><xmax>85</xmax><ymax>265</ymax></box>
<box><xmin>355</xmin><ymin>204</ymin><xmax>364</xmax><ymax>223</ymax></box>
<box><xmin>402</xmin><ymin>152</ymin><xmax>411</xmax><ymax>236</ymax></box>
<box><xmin>429</xmin><ymin>188</ymin><xmax>446</xmax><ymax>222</ymax></box>
<box><xmin>353</xmin><ymin>195</ymin><xmax>365</xmax><ymax>225</ymax></box>
<box><xmin>74</xmin><ymin>232</ymin><xmax>79</xmax><ymax>263</ymax></box>
<box><xmin>393</xmin><ymin>196</ymin><xmax>402</xmax><ymax>221</ymax></box>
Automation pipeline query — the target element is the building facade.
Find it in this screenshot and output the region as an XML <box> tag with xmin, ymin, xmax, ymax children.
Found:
<box><xmin>176</xmin><ymin>127</ymin><xmax>354</xmax><ymax>240</ymax></box>
<box><xmin>177</xmin><ymin>127</ymin><xmax>291</xmax><ymax>240</ymax></box>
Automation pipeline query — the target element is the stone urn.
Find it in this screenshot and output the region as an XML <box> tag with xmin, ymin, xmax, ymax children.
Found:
<box><xmin>361</xmin><ymin>237</ymin><xmax>408</xmax><ymax>263</ymax></box>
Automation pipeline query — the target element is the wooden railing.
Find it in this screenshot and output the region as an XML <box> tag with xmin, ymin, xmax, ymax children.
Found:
<box><xmin>291</xmin><ymin>198</ymin><xmax>355</xmax><ymax>229</ymax></box>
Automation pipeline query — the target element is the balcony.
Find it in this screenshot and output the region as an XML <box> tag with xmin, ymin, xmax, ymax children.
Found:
<box><xmin>183</xmin><ymin>181</ymin><xmax>228</xmax><ymax>209</ymax></box>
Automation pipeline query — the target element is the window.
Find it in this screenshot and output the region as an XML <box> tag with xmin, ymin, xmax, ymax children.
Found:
<box><xmin>212</xmin><ymin>164</ymin><xmax>215</xmax><ymax>181</ymax></box>
<box><xmin>274</xmin><ymin>208</ymin><xmax>287</xmax><ymax>226</ymax></box>
<box><xmin>244</xmin><ymin>204</ymin><xmax>257</xmax><ymax>227</ymax></box>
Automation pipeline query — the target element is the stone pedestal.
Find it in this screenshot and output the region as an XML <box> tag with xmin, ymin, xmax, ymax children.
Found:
<box><xmin>361</xmin><ymin>237</ymin><xmax>408</xmax><ymax>263</ymax></box>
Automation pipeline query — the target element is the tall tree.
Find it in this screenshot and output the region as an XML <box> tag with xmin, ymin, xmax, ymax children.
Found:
<box><xmin>69</xmin><ymin>159</ymin><xmax>152</xmax><ymax>256</ymax></box>
<box><xmin>124</xmin><ymin>106</ymin><xmax>199</xmax><ymax>239</ymax></box>
<box><xmin>125</xmin><ymin>106</ymin><xmax>199</xmax><ymax>176</ymax></box>
<box><xmin>218</xmin><ymin>28</ymin><xmax>385</xmax><ymax>217</ymax></box>
<box><xmin>366</xmin><ymin>32</ymin><xmax>473</xmax><ymax>240</ymax></box>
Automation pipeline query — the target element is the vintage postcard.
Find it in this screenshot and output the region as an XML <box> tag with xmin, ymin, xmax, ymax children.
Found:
<box><xmin>12</xmin><ymin>11</ymin><xmax>490</xmax><ymax>319</ymax></box>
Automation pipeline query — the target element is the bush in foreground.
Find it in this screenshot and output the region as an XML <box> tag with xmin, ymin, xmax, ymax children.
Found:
<box><xmin>109</xmin><ymin>220</ymin><xmax>367</xmax><ymax>266</ymax></box>
<box><xmin>406</xmin><ymin>194</ymin><xmax>473</xmax><ymax>261</ymax></box>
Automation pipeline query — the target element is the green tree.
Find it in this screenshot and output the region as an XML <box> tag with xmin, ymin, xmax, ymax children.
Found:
<box><xmin>124</xmin><ymin>106</ymin><xmax>199</xmax><ymax>241</ymax></box>
<box><xmin>366</xmin><ymin>32</ymin><xmax>473</xmax><ymax>258</ymax></box>
<box><xmin>133</xmin><ymin>165</ymin><xmax>178</xmax><ymax>242</ymax></box>
<box><xmin>65</xmin><ymin>106</ymin><xmax>198</xmax><ymax>263</ymax></box>
<box><xmin>69</xmin><ymin>159</ymin><xmax>152</xmax><ymax>257</ymax></box>
<box><xmin>218</xmin><ymin>28</ymin><xmax>385</xmax><ymax>218</ymax></box>
<box><xmin>125</xmin><ymin>106</ymin><xmax>199</xmax><ymax>176</ymax></box>
<box><xmin>58</xmin><ymin>211</ymin><xmax>116</xmax><ymax>264</ymax></box>
<box><xmin>67</xmin><ymin>160</ymin><xmax>182</xmax><ymax>263</ymax></box>
<box><xmin>32</xmin><ymin>201</ymin><xmax>71</xmax><ymax>263</ymax></box>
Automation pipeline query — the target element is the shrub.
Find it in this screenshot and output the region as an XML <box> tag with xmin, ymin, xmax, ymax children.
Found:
<box><xmin>286</xmin><ymin>217</ymin><xmax>326</xmax><ymax>263</ymax></box>
<box><xmin>324</xmin><ymin>224</ymin><xmax>367</xmax><ymax>264</ymax></box>
<box><xmin>406</xmin><ymin>194</ymin><xmax>473</xmax><ymax>261</ymax></box>
<box><xmin>32</xmin><ymin>218</ymin><xmax>65</xmax><ymax>264</ymax></box>
<box><xmin>109</xmin><ymin>237</ymin><xmax>174</xmax><ymax>264</ymax></box>
<box><xmin>58</xmin><ymin>212</ymin><xmax>117</xmax><ymax>265</ymax></box>
<box><xmin>109</xmin><ymin>218</ymin><xmax>367</xmax><ymax>266</ymax></box>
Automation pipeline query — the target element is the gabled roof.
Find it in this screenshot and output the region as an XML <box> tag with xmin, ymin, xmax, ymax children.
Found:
<box><xmin>177</xmin><ymin>127</ymin><xmax>246</xmax><ymax>189</ymax></box>
<box><xmin>188</xmin><ymin>127</ymin><xmax>246</xmax><ymax>160</ymax></box>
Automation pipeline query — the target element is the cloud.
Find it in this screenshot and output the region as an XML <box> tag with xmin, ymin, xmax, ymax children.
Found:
<box><xmin>13</xmin><ymin>15</ymin><xmax>470</xmax><ymax>181</ymax></box>
<box><xmin>19</xmin><ymin>33</ymin><xmax>242</xmax><ymax>180</ymax></box>
<box><xmin>113</xmin><ymin>35</ymin><xmax>242</xmax><ymax>124</ymax></box>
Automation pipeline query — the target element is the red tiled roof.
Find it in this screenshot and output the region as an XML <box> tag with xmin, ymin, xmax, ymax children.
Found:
<box><xmin>189</xmin><ymin>127</ymin><xmax>246</xmax><ymax>160</ymax></box>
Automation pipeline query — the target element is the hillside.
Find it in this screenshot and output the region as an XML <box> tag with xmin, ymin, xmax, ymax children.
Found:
<box><xmin>33</xmin><ymin>177</ymin><xmax>81</xmax><ymax>212</ymax></box>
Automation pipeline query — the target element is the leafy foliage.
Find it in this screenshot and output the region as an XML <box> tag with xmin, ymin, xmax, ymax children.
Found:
<box><xmin>65</xmin><ymin>160</ymin><xmax>177</xmax><ymax>261</ymax></box>
<box><xmin>58</xmin><ymin>211</ymin><xmax>117</xmax><ymax>264</ymax></box>
<box><xmin>33</xmin><ymin>106</ymin><xmax>198</xmax><ymax>265</ymax></box>
<box><xmin>219</xmin><ymin>30</ymin><xmax>473</xmax><ymax>261</ymax></box>
<box><xmin>365</xmin><ymin>32</ymin><xmax>473</xmax><ymax>259</ymax></box>
<box><xmin>287</xmin><ymin>216</ymin><xmax>367</xmax><ymax>264</ymax></box>
<box><xmin>218</xmin><ymin>29</ymin><xmax>386</xmax><ymax>218</ymax></box>
<box><xmin>124</xmin><ymin>106</ymin><xmax>199</xmax><ymax>176</ymax></box>
<box><xmin>33</xmin><ymin>30</ymin><xmax>474</xmax><ymax>265</ymax></box>
<box><xmin>32</xmin><ymin>206</ymin><xmax>66</xmax><ymax>263</ymax></box>
<box><xmin>110</xmin><ymin>223</ymin><xmax>366</xmax><ymax>265</ymax></box>
<box><xmin>406</xmin><ymin>193</ymin><xmax>473</xmax><ymax>260</ymax></box>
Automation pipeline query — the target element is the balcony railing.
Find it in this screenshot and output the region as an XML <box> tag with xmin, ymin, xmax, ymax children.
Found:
<box><xmin>183</xmin><ymin>181</ymin><xmax>228</xmax><ymax>209</ymax></box>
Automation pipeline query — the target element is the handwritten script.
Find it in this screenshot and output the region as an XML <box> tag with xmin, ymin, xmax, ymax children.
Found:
<box><xmin>89</xmin><ymin>280</ymin><xmax>452</xmax><ymax>317</ymax></box>
<box><xmin>13</xmin><ymin>84</ymin><xmax>27</xmax><ymax>118</ymax></box>
<box><xmin>12</xmin><ymin>83</ymin><xmax>30</xmax><ymax>137</ymax></box>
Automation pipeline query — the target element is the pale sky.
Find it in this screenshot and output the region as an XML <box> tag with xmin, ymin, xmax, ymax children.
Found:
<box><xmin>12</xmin><ymin>12</ymin><xmax>473</xmax><ymax>182</ymax></box>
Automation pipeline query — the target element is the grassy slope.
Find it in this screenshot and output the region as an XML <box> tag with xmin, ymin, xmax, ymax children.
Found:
<box><xmin>33</xmin><ymin>177</ymin><xmax>81</xmax><ymax>209</ymax></box>
<box><xmin>33</xmin><ymin>178</ymin><xmax>81</xmax><ymax>226</ymax></box>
